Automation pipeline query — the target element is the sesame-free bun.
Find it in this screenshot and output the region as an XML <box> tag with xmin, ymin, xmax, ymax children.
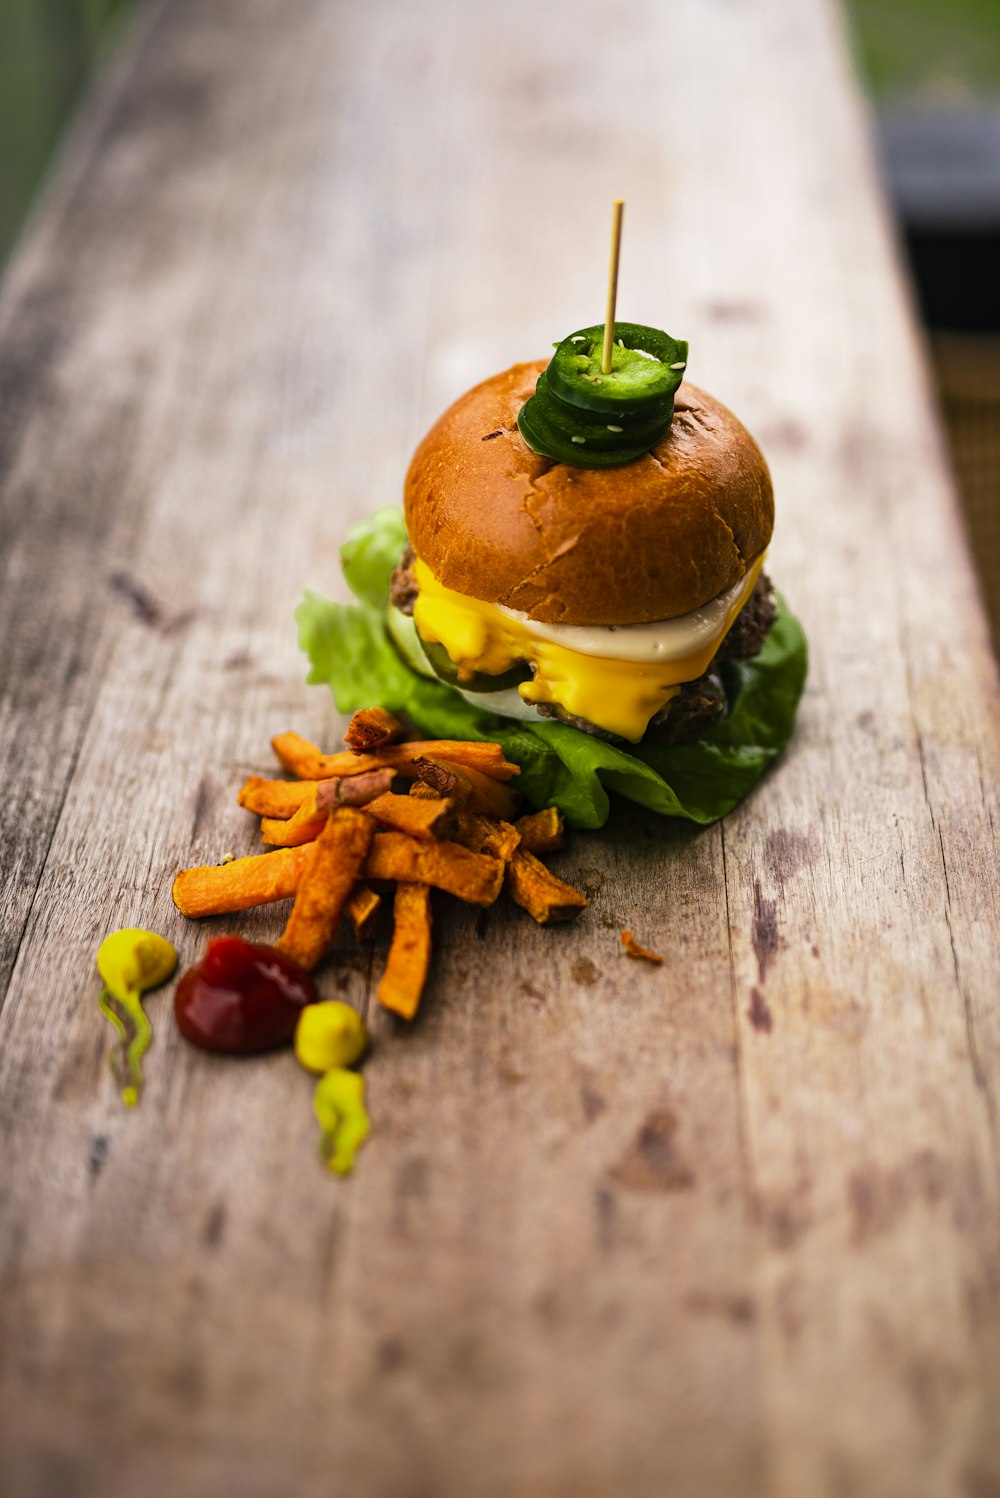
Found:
<box><xmin>403</xmin><ymin>360</ymin><xmax>774</xmax><ymax>626</ymax></box>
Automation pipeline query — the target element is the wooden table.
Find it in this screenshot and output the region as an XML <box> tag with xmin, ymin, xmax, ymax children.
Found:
<box><xmin>2</xmin><ymin>2</ymin><xmax>999</xmax><ymax>1494</ymax></box>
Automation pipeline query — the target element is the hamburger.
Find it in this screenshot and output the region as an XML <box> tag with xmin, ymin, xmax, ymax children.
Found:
<box><xmin>385</xmin><ymin>345</ymin><xmax>777</xmax><ymax>747</ymax></box>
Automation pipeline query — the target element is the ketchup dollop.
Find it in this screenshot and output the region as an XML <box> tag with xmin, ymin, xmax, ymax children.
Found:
<box><xmin>175</xmin><ymin>936</ymin><xmax>317</xmax><ymax>1054</ymax></box>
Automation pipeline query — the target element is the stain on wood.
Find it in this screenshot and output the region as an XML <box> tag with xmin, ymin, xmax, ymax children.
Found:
<box><xmin>847</xmin><ymin>1151</ymin><xmax>951</xmax><ymax>1247</ymax></box>
<box><xmin>751</xmin><ymin>880</ymin><xmax>781</xmax><ymax>983</ymax></box>
<box><xmin>578</xmin><ymin>1067</ymin><xmax>607</xmax><ymax>1122</ymax></box>
<box><xmin>593</xmin><ymin>1186</ymin><xmax>616</xmax><ymax>1253</ymax></box>
<box><xmin>87</xmin><ymin>1133</ymin><xmax>109</xmax><ymax>1183</ymax></box>
<box><xmin>375</xmin><ymin>1335</ymin><xmax>406</xmax><ymax>1374</ymax></box>
<box><xmin>189</xmin><ymin>775</ymin><xmax>213</xmax><ymax>841</ymax></box>
<box><xmin>764</xmin><ymin>828</ymin><xmax>815</xmax><ymax>887</ymax></box>
<box><xmin>108</xmin><ymin>569</ymin><xmax>164</xmax><ymax>627</ymax></box>
<box><xmin>519</xmin><ymin>979</ymin><xmax>545</xmax><ymax>1008</ymax></box>
<box><xmin>685</xmin><ymin>1291</ymin><xmax>757</xmax><ymax>1325</ymax></box>
<box><xmin>703</xmin><ymin>299</ymin><xmax>765</xmax><ymax>324</ymax></box>
<box><xmin>747</xmin><ymin>987</ymin><xmax>773</xmax><ymax>1034</ymax></box>
<box><xmin>609</xmin><ymin>1108</ymin><xmax>696</xmax><ymax>1193</ymax></box>
<box><xmin>200</xmin><ymin>1203</ymin><xmax>226</xmax><ymax>1250</ymax></box>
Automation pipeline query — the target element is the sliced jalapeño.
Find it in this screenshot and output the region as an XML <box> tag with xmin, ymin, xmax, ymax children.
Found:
<box><xmin>517</xmin><ymin>321</ymin><xmax>687</xmax><ymax>467</ymax></box>
<box><xmin>547</xmin><ymin>323</ymin><xmax>687</xmax><ymax>417</ymax></box>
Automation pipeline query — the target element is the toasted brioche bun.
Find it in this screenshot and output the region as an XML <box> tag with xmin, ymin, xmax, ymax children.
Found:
<box><xmin>403</xmin><ymin>360</ymin><xmax>774</xmax><ymax>626</ymax></box>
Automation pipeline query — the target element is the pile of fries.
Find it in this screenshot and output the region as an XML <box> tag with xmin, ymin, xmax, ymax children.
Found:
<box><xmin>172</xmin><ymin>709</ymin><xmax>588</xmax><ymax>1020</ymax></box>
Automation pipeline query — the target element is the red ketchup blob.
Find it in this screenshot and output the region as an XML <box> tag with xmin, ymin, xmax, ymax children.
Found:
<box><xmin>175</xmin><ymin>936</ymin><xmax>317</xmax><ymax>1054</ymax></box>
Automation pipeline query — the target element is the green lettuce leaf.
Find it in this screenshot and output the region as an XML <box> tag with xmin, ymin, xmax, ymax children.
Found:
<box><xmin>296</xmin><ymin>509</ymin><xmax>807</xmax><ymax>829</ymax></box>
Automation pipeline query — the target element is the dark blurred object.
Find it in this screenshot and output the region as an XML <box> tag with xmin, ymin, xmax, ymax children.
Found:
<box><xmin>934</xmin><ymin>334</ymin><xmax>1000</xmax><ymax>646</ymax></box>
<box><xmin>882</xmin><ymin>107</ymin><xmax>1000</xmax><ymax>330</ymax></box>
<box><xmin>0</xmin><ymin>0</ymin><xmax>133</xmax><ymax>264</ymax></box>
<box><xmin>846</xmin><ymin>0</ymin><xmax>1000</xmax><ymax>652</ymax></box>
<box><xmin>880</xmin><ymin>104</ymin><xmax>1000</xmax><ymax>648</ymax></box>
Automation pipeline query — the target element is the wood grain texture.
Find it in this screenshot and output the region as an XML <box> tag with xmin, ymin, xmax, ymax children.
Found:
<box><xmin>1</xmin><ymin>1</ymin><xmax>999</xmax><ymax>1496</ymax></box>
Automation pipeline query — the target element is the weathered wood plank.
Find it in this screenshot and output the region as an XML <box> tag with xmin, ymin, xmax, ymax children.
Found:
<box><xmin>1</xmin><ymin>1</ymin><xmax>999</xmax><ymax>1496</ymax></box>
<box><xmin>0</xmin><ymin>0</ymin><xmax>173</xmax><ymax>1003</ymax></box>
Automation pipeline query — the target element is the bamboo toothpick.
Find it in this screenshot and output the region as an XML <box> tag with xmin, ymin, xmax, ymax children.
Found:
<box><xmin>601</xmin><ymin>199</ymin><xmax>625</xmax><ymax>375</ymax></box>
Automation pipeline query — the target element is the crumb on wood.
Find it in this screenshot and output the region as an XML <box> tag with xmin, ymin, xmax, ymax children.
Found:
<box><xmin>621</xmin><ymin>931</ymin><xmax>663</xmax><ymax>965</ymax></box>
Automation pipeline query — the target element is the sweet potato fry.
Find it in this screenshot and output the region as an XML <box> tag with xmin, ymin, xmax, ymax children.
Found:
<box><xmin>400</xmin><ymin>741</ymin><xmax>520</xmax><ymax>780</ymax></box>
<box><xmin>621</xmin><ymin>930</ymin><xmax>663</xmax><ymax>965</ymax></box>
<box><xmin>172</xmin><ymin>845</ymin><xmax>312</xmax><ymax>918</ymax></box>
<box><xmin>261</xmin><ymin>805</ymin><xmax>325</xmax><ymax>848</ymax></box>
<box><xmin>272</xmin><ymin>731</ymin><xmax>519</xmax><ymax>782</ymax></box>
<box><xmin>238</xmin><ymin>776</ymin><xmax>315</xmax><ymax>819</ymax></box>
<box><xmin>365</xmin><ymin>792</ymin><xmax>455</xmax><ymax>841</ymax></box>
<box><xmin>408</xmin><ymin>781</ymin><xmax>442</xmax><ymax>801</ymax></box>
<box><xmin>453</xmin><ymin>811</ymin><xmax>521</xmax><ymax>863</ymax></box>
<box><xmin>261</xmin><ymin>818</ymin><xmax>323</xmax><ymax>849</ymax></box>
<box><xmin>414</xmin><ymin>757</ymin><xmax>521</xmax><ymax>821</ymax></box>
<box><xmin>260</xmin><ymin>769</ymin><xmax>396</xmax><ymax>846</ymax></box>
<box><xmin>366</xmin><ymin>832</ymin><xmax>503</xmax><ymax>906</ymax></box>
<box><xmin>316</xmin><ymin>768</ymin><xmax>397</xmax><ymax>808</ymax></box>
<box><xmin>276</xmin><ymin>809</ymin><xmax>375</xmax><ymax>971</ymax></box>
<box><xmin>263</xmin><ymin>788</ymin><xmax>455</xmax><ymax>847</ymax></box>
<box><xmin>377</xmin><ymin>883</ymin><xmax>433</xmax><ymax>1020</ymax></box>
<box><xmin>344</xmin><ymin>707</ymin><xmax>406</xmax><ymax>753</ymax></box>
<box><xmin>271</xmin><ymin>732</ymin><xmax>343</xmax><ymax>778</ymax></box>
<box><xmin>516</xmin><ymin>806</ymin><xmax>565</xmax><ymax>856</ymax></box>
<box><xmin>346</xmin><ymin>883</ymin><xmax>381</xmax><ymax>941</ymax></box>
<box><xmin>504</xmin><ymin>850</ymin><xmax>588</xmax><ymax>925</ymax></box>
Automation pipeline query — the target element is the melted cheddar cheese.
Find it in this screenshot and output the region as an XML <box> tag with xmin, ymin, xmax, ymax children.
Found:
<box><xmin>411</xmin><ymin>555</ymin><xmax>765</xmax><ymax>742</ymax></box>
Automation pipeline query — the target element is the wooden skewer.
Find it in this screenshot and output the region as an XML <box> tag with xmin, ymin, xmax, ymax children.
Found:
<box><xmin>601</xmin><ymin>199</ymin><xmax>625</xmax><ymax>375</ymax></box>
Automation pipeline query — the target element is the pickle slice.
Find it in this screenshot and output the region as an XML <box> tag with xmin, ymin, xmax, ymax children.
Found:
<box><xmin>386</xmin><ymin>605</ymin><xmax>439</xmax><ymax>680</ymax></box>
<box><xmin>547</xmin><ymin>323</ymin><xmax>688</xmax><ymax>416</ymax></box>
<box><xmin>388</xmin><ymin>605</ymin><xmax>531</xmax><ymax>693</ymax></box>
<box><xmin>420</xmin><ymin>639</ymin><xmax>531</xmax><ymax>694</ymax></box>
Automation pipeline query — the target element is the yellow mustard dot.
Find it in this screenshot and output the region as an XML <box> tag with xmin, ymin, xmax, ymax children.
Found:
<box><xmin>97</xmin><ymin>929</ymin><xmax>177</xmax><ymax>1002</ymax></box>
<box><xmin>295</xmin><ymin>1002</ymin><xmax>368</xmax><ymax>1075</ymax></box>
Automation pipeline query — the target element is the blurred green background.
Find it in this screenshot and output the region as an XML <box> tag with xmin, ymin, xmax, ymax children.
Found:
<box><xmin>0</xmin><ymin>0</ymin><xmax>131</xmax><ymax>262</ymax></box>
<box><xmin>1</xmin><ymin>0</ymin><xmax>999</xmax><ymax>263</ymax></box>
<box><xmin>849</xmin><ymin>0</ymin><xmax>1000</xmax><ymax>98</ymax></box>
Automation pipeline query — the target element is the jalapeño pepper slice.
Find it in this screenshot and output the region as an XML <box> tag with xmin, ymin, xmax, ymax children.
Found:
<box><xmin>516</xmin><ymin>320</ymin><xmax>688</xmax><ymax>467</ymax></box>
<box><xmin>517</xmin><ymin>391</ymin><xmax>654</xmax><ymax>469</ymax></box>
<box><xmin>547</xmin><ymin>323</ymin><xmax>687</xmax><ymax>416</ymax></box>
<box><xmin>531</xmin><ymin>371</ymin><xmax>675</xmax><ymax>451</ymax></box>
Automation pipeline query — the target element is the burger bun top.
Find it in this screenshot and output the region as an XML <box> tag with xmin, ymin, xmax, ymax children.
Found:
<box><xmin>403</xmin><ymin>359</ymin><xmax>774</xmax><ymax>626</ymax></box>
